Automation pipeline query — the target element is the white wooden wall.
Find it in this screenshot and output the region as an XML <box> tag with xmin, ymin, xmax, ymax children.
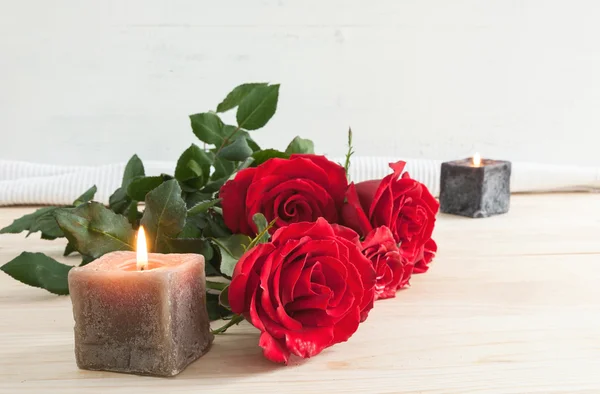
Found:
<box><xmin>1</xmin><ymin>1</ymin><xmax>599</xmax><ymax>166</ymax></box>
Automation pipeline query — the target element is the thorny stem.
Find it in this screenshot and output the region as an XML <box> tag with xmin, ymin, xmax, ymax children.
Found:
<box><xmin>206</xmin><ymin>280</ymin><xmax>229</xmax><ymax>291</ymax></box>
<box><xmin>212</xmin><ymin>314</ymin><xmax>245</xmax><ymax>335</ymax></box>
<box><xmin>344</xmin><ymin>127</ymin><xmax>354</xmax><ymax>180</ymax></box>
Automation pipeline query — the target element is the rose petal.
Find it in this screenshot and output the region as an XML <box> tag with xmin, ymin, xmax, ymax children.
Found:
<box><xmin>284</xmin><ymin>326</ymin><xmax>335</xmax><ymax>359</ymax></box>
<box><xmin>220</xmin><ymin>167</ymin><xmax>258</xmax><ymax>235</ymax></box>
<box><xmin>331</xmin><ymin>307</ymin><xmax>361</xmax><ymax>344</ymax></box>
<box><xmin>229</xmin><ymin>273</ymin><xmax>249</xmax><ymax>313</ymax></box>
<box><xmin>271</xmin><ymin>218</ymin><xmax>336</xmax><ymax>245</ymax></box>
<box><xmin>289</xmin><ymin>154</ymin><xmax>348</xmax><ymax>205</ymax></box>
<box><xmin>341</xmin><ymin>183</ymin><xmax>373</xmax><ymax>237</ymax></box>
<box><xmin>259</xmin><ymin>331</ymin><xmax>290</xmax><ymax>364</ymax></box>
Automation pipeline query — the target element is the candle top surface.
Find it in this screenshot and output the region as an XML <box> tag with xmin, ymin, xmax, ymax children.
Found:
<box><xmin>445</xmin><ymin>157</ymin><xmax>511</xmax><ymax>168</ymax></box>
<box><xmin>71</xmin><ymin>251</ymin><xmax>204</xmax><ymax>274</ymax></box>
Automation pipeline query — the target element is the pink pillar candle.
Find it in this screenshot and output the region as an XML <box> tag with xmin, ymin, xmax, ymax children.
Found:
<box><xmin>68</xmin><ymin>251</ymin><xmax>213</xmax><ymax>377</ymax></box>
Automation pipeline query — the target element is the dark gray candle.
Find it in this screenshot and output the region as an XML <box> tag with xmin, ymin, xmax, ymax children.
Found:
<box><xmin>439</xmin><ymin>155</ymin><xmax>511</xmax><ymax>218</ymax></box>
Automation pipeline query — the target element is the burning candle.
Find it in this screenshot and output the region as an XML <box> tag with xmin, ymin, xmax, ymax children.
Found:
<box><xmin>439</xmin><ymin>153</ymin><xmax>512</xmax><ymax>218</ymax></box>
<box><xmin>68</xmin><ymin>227</ymin><xmax>213</xmax><ymax>377</ymax></box>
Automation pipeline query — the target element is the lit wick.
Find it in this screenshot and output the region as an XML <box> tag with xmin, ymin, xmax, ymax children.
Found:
<box><xmin>472</xmin><ymin>152</ymin><xmax>481</xmax><ymax>167</ymax></box>
<box><xmin>136</xmin><ymin>226</ymin><xmax>149</xmax><ymax>271</ymax></box>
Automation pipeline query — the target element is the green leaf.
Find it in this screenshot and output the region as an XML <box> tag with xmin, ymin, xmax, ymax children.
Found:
<box><xmin>179</xmin><ymin>220</ymin><xmax>203</xmax><ymax>238</ymax></box>
<box><xmin>175</xmin><ymin>144</ymin><xmax>212</xmax><ymax>186</ymax></box>
<box><xmin>213</xmin><ymin>234</ymin><xmax>252</xmax><ymax>278</ymax></box>
<box><xmin>0</xmin><ymin>252</ymin><xmax>72</xmax><ymax>295</ymax></box>
<box><xmin>184</xmin><ymin>191</ymin><xmax>214</xmax><ymax>209</ymax></box>
<box><xmin>109</xmin><ymin>155</ymin><xmax>145</xmax><ymax>214</ymax></box>
<box><xmin>54</xmin><ymin>203</ymin><xmax>135</xmax><ymax>259</ymax></box>
<box><xmin>188</xmin><ymin>199</ymin><xmax>221</xmax><ymax>216</ymax></box>
<box><xmin>190</xmin><ymin>112</ymin><xmax>225</xmax><ymax>146</ymax></box>
<box><xmin>0</xmin><ymin>207</ymin><xmax>56</xmax><ymax>235</ymax></box>
<box><xmin>140</xmin><ymin>180</ymin><xmax>187</xmax><ymax>253</ymax></box>
<box><xmin>230</xmin><ymin>129</ymin><xmax>261</xmax><ymax>152</ymax></box>
<box><xmin>219</xmin><ymin>285</ymin><xmax>230</xmax><ymax>309</ymax></box>
<box><xmin>252</xmin><ymin>213</ymin><xmax>270</xmax><ymax>244</ymax></box>
<box><xmin>122</xmin><ymin>154</ymin><xmax>145</xmax><ymax>184</ymax></box>
<box><xmin>164</xmin><ymin>237</ymin><xmax>218</xmax><ymax>276</ymax></box>
<box><xmin>285</xmin><ymin>136</ymin><xmax>315</xmax><ymax>154</ymax></box>
<box><xmin>73</xmin><ymin>185</ymin><xmax>98</xmax><ymax>206</ymax></box>
<box><xmin>206</xmin><ymin>292</ymin><xmax>233</xmax><ymax>321</ymax></box>
<box><xmin>165</xmin><ymin>237</ymin><xmax>213</xmax><ymax>258</ymax></box>
<box><xmin>127</xmin><ymin>176</ymin><xmax>167</xmax><ymax>201</ymax></box>
<box><xmin>126</xmin><ymin>200</ymin><xmax>140</xmax><ymax>227</ymax></box>
<box><xmin>248</xmin><ymin>216</ymin><xmax>278</xmax><ymax>249</ymax></box>
<box><xmin>211</xmin><ymin>155</ymin><xmax>237</xmax><ymax>182</ymax></box>
<box><xmin>80</xmin><ymin>255</ymin><xmax>95</xmax><ymax>266</ymax></box>
<box><xmin>204</xmin><ymin>214</ymin><xmax>231</xmax><ymax>238</ymax></box>
<box><xmin>218</xmin><ymin>137</ymin><xmax>253</xmax><ymax>162</ymax></box>
<box><xmin>29</xmin><ymin>211</ymin><xmax>64</xmax><ymax>239</ymax></box>
<box><xmin>64</xmin><ymin>242</ymin><xmax>76</xmax><ymax>256</ymax></box>
<box><xmin>236</xmin><ymin>84</ymin><xmax>280</xmax><ymax>130</ymax></box>
<box><xmin>0</xmin><ymin>206</ymin><xmax>64</xmax><ymax>240</ymax></box>
<box><xmin>216</xmin><ymin>83</ymin><xmax>268</xmax><ymax>113</ymax></box>
<box><xmin>251</xmin><ymin>149</ymin><xmax>290</xmax><ymax>166</ymax></box>
<box><xmin>109</xmin><ymin>187</ymin><xmax>130</xmax><ymax>214</ymax></box>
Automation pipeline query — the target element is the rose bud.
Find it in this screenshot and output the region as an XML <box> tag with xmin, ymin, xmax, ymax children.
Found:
<box><xmin>413</xmin><ymin>238</ymin><xmax>437</xmax><ymax>274</ymax></box>
<box><xmin>341</xmin><ymin>160</ymin><xmax>439</xmax><ymax>264</ymax></box>
<box><xmin>361</xmin><ymin>226</ymin><xmax>413</xmax><ymax>300</ymax></box>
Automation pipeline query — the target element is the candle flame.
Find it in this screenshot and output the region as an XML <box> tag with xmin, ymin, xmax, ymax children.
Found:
<box><xmin>472</xmin><ymin>152</ymin><xmax>481</xmax><ymax>167</ymax></box>
<box><xmin>136</xmin><ymin>226</ymin><xmax>148</xmax><ymax>271</ymax></box>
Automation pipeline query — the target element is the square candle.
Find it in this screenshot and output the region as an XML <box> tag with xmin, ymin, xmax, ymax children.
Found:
<box><xmin>68</xmin><ymin>251</ymin><xmax>213</xmax><ymax>377</ymax></box>
<box><xmin>439</xmin><ymin>156</ymin><xmax>511</xmax><ymax>218</ymax></box>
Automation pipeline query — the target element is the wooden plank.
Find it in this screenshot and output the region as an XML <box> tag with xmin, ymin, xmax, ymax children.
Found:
<box><xmin>1</xmin><ymin>193</ymin><xmax>599</xmax><ymax>393</ymax></box>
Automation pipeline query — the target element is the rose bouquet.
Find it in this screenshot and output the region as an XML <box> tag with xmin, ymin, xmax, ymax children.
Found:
<box><xmin>0</xmin><ymin>82</ymin><xmax>438</xmax><ymax>364</ymax></box>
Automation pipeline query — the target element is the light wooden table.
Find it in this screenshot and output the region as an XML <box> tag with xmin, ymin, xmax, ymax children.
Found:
<box><xmin>1</xmin><ymin>194</ymin><xmax>599</xmax><ymax>394</ymax></box>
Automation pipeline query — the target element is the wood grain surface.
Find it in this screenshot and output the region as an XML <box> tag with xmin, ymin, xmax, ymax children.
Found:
<box><xmin>1</xmin><ymin>193</ymin><xmax>599</xmax><ymax>393</ymax></box>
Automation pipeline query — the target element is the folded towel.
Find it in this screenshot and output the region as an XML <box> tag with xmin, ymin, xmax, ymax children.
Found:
<box><xmin>0</xmin><ymin>158</ymin><xmax>598</xmax><ymax>206</ymax></box>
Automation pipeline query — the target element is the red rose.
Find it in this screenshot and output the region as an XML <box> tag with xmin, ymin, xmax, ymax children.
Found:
<box><xmin>229</xmin><ymin>218</ymin><xmax>376</xmax><ymax>364</ymax></box>
<box><xmin>413</xmin><ymin>238</ymin><xmax>437</xmax><ymax>274</ymax></box>
<box><xmin>220</xmin><ymin>154</ymin><xmax>348</xmax><ymax>236</ymax></box>
<box><xmin>361</xmin><ymin>226</ymin><xmax>412</xmax><ymax>300</ymax></box>
<box><xmin>341</xmin><ymin>161</ymin><xmax>439</xmax><ymax>262</ymax></box>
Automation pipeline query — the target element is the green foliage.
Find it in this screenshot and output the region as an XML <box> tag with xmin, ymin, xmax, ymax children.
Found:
<box><xmin>285</xmin><ymin>136</ymin><xmax>315</xmax><ymax>154</ymax></box>
<box><xmin>140</xmin><ymin>180</ymin><xmax>187</xmax><ymax>253</ymax></box>
<box><xmin>109</xmin><ymin>155</ymin><xmax>145</xmax><ymax>214</ymax></box>
<box><xmin>213</xmin><ymin>234</ymin><xmax>252</xmax><ymax>278</ymax></box>
<box><xmin>252</xmin><ymin>213</ymin><xmax>271</xmax><ymax>244</ymax></box>
<box><xmin>216</xmin><ymin>82</ymin><xmax>268</xmax><ymax>113</ymax></box>
<box><xmin>251</xmin><ymin>149</ymin><xmax>290</xmax><ymax>166</ymax></box>
<box><xmin>218</xmin><ymin>137</ymin><xmax>253</xmax><ymax>162</ymax></box>
<box><xmin>127</xmin><ymin>175</ymin><xmax>172</xmax><ymax>201</ymax></box>
<box><xmin>0</xmin><ymin>252</ymin><xmax>72</xmax><ymax>295</ymax></box>
<box><xmin>0</xmin><ymin>184</ymin><xmax>98</xmax><ymax>240</ymax></box>
<box><xmin>73</xmin><ymin>185</ymin><xmax>98</xmax><ymax>207</ymax></box>
<box><xmin>175</xmin><ymin>144</ymin><xmax>212</xmax><ymax>188</ymax></box>
<box><xmin>206</xmin><ymin>293</ymin><xmax>233</xmax><ymax>321</ymax></box>
<box><xmin>236</xmin><ymin>84</ymin><xmax>280</xmax><ymax>130</ymax></box>
<box><xmin>55</xmin><ymin>202</ymin><xmax>135</xmax><ymax>259</ymax></box>
<box><xmin>189</xmin><ymin>112</ymin><xmax>225</xmax><ymax>146</ymax></box>
<box><xmin>188</xmin><ymin>199</ymin><xmax>221</xmax><ymax>216</ymax></box>
<box><xmin>0</xmin><ymin>81</ymin><xmax>301</xmax><ymax>318</ymax></box>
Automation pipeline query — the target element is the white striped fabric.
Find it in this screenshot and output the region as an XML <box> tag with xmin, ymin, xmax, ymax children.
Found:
<box><xmin>0</xmin><ymin>158</ymin><xmax>598</xmax><ymax>206</ymax></box>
